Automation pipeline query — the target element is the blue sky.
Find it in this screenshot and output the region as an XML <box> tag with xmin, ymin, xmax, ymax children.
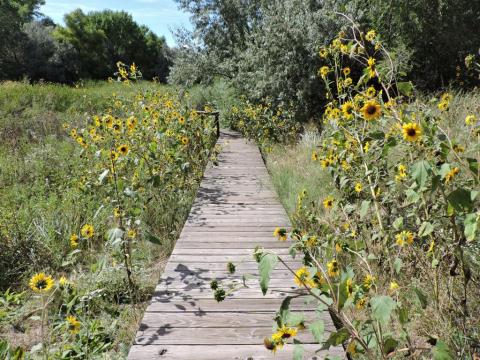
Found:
<box><xmin>40</xmin><ymin>0</ymin><xmax>192</xmax><ymax>46</ymax></box>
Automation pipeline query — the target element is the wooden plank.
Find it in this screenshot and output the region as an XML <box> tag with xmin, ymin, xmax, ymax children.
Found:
<box><xmin>129</xmin><ymin>345</ymin><xmax>345</xmax><ymax>360</ymax></box>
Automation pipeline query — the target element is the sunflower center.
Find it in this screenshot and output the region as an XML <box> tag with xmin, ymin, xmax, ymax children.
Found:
<box><xmin>37</xmin><ymin>280</ymin><xmax>47</xmax><ymax>289</ymax></box>
<box><xmin>366</xmin><ymin>105</ymin><xmax>377</xmax><ymax>115</ymax></box>
<box><xmin>407</xmin><ymin>128</ymin><xmax>416</xmax><ymax>136</ymax></box>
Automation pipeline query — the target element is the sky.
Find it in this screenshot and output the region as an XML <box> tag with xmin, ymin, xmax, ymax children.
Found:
<box><xmin>40</xmin><ymin>0</ymin><xmax>192</xmax><ymax>46</ymax></box>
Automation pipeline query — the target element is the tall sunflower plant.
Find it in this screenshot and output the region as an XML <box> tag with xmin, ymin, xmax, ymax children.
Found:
<box><xmin>67</xmin><ymin>63</ymin><xmax>219</xmax><ymax>297</ymax></box>
<box><xmin>213</xmin><ymin>17</ymin><xmax>479</xmax><ymax>360</ymax></box>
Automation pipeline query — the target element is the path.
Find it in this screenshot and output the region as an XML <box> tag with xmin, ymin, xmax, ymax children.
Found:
<box><xmin>128</xmin><ymin>130</ymin><xmax>345</xmax><ymax>359</ymax></box>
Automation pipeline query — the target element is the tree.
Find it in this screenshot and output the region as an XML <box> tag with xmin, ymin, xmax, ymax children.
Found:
<box><xmin>55</xmin><ymin>9</ymin><xmax>171</xmax><ymax>80</ymax></box>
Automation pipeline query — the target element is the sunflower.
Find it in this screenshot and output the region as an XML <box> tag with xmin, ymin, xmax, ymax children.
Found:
<box><xmin>365</xmin><ymin>29</ymin><xmax>376</xmax><ymax>42</ymax></box>
<box><xmin>365</xmin><ymin>86</ymin><xmax>376</xmax><ymax>98</ymax></box>
<box><xmin>70</xmin><ymin>129</ymin><xmax>78</xmax><ymax>139</ymax></box>
<box><xmin>113</xmin><ymin>207</ymin><xmax>122</xmax><ymax>218</ymax></box>
<box><xmin>112</xmin><ymin>121</ymin><xmax>122</xmax><ymax>133</ymax></box>
<box><xmin>273</xmin><ymin>227</ymin><xmax>287</xmax><ymax>241</ymax></box>
<box><xmin>70</xmin><ymin>234</ymin><xmax>79</xmax><ymax>248</ymax></box>
<box><xmin>319</xmin><ymin>48</ymin><xmax>328</xmax><ymax>58</ymax></box>
<box><xmin>126</xmin><ymin>116</ymin><xmax>137</xmax><ymax>131</ymax></box>
<box><xmin>362</xmin><ymin>101</ymin><xmax>382</xmax><ymax>120</ymax></box>
<box><xmin>294</xmin><ymin>266</ymin><xmax>315</xmax><ymax>287</ymax></box>
<box><xmin>390</xmin><ymin>281</ymin><xmax>399</xmax><ymax>291</ymax></box>
<box><xmin>465</xmin><ymin>114</ymin><xmax>477</xmax><ymax>126</ymax></box>
<box><xmin>117</xmin><ymin>144</ymin><xmax>129</xmax><ymax>156</ymax></box>
<box><xmin>356</xmin><ymin>297</ymin><xmax>367</xmax><ymax>309</ymax></box>
<box><xmin>104</xmin><ymin>115</ymin><xmax>114</xmax><ymax>128</ymax></box>
<box><xmin>272</xmin><ymin>326</ymin><xmax>298</xmax><ymax>341</ymax></box>
<box><xmin>402</xmin><ymin>122</ymin><xmax>422</xmax><ymax>142</ymax></box>
<box><xmin>311</xmin><ymin>151</ymin><xmax>318</xmax><ymax>161</ymax></box>
<box><xmin>66</xmin><ymin>315</ymin><xmax>81</xmax><ymax>334</ymax></box>
<box><xmin>319</xmin><ymin>66</ymin><xmax>330</xmax><ymax>78</ymax></box>
<box><xmin>178</xmin><ymin>116</ymin><xmax>186</xmax><ymax>125</ymax></box>
<box><xmin>395</xmin><ymin>230</ymin><xmax>414</xmax><ymax>246</ymax></box>
<box><xmin>346</xmin><ymin>278</ymin><xmax>354</xmax><ymax>297</ymax></box>
<box><xmin>444</xmin><ymin>167</ymin><xmax>460</xmax><ymax>183</ymax></box>
<box><xmin>323</xmin><ymin>196</ymin><xmax>334</xmax><ymax>209</ymax></box>
<box><xmin>181</xmin><ymin>136</ymin><xmax>189</xmax><ymax>145</ymax></box>
<box><xmin>327</xmin><ymin>260</ymin><xmax>339</xmax><ymax>277</ymax></box>
<box><xmin>109</xmin><ymin>150</ymin><xmax>119</xmax><ymax>162</ymax></box>
<box><xmin>342</xmin><ymin>101</ymin><xmax>354</xmax><ymax>120</ymax></box>
<box><xmin>344</xmin><ymin>77</ymin><xmax>353</xmax><ymax>87</ymax></box>
<box><xmin>29</xmin><ymin>273</ymin><xmax>54</xmax><ymax>293</ymax></box>
<box><xmin>81</xmin><ymin>224</ymin><xmax>94</xmax><ymax>239</ymax></box>
<box><xmin>343</xmin><ymin>67</ymin><xmax>351</xmax><ymax>76</ymax></box>
<box><xmin>354</xmin><ymin>182</ymin><xmax>363</xmax><ymax>193</ymax></box>
<box><xmin>127</xmin><ymin>229</ymin><xmax>137</xmax><ymax>238</ymax></box>
<box><xmin>59</xmin><ymin>276</ymin><xmax>69</xmax><ymax>287</ymax></box>
<box><xmin>363</xmin><ymin>274</ymin><xmax>375</xmax><ymax>289</ymax></box>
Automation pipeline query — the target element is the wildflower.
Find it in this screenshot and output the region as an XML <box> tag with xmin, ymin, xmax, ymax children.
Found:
<box><xmin>346</xmin><ymin>278</ymin><xmax>353</xmax><ymax>297</ymax></box>
<box><xmin>428</xmin><ymin>240</ymin><xmax>435</xmax><ymax>254</ymax></box>
<box><xmin>59</xmin><ymin>276</ymin><xmax>69</xmax><ymax>287</ymax></box>
<box><xmin>395</xmin><ymin>230</ymin><xmax>414</xmax><ymax>246</ymax></box>
<box><xmin>127</xmin><ymin>229</ymin><xmax>137</xmax><ymax>238</ymax></box>
<box><xmin>363</xmin><ymin>274</ymin><xmax>375</xmax><ymax>289</ymax></box>
<box><xmin>294</xmin><ymin>266</ymin><xmax>315</xmax><ymax>287</ymax></box>
<box><xmin>342</xmin><ymin>101</ymin><xmax>354</xmax><ymax>120</ymax></box>
<box><xmin>117</xmin><ymin>144</ymin><xmax>129</xmax><ymax>156</ymax></box>
<box><xmin>70</xmin><ymin>129</ymin><xmax>78</xmax><ymax>138</ymax></box>
<box><xmin>355</xmin><ymin>182</ymin><xmax>363</xmax><ymax>193</ymax></box>
<box><xmin>273</xmin><ymin>227</ymin><xmax>287</xmax><ymax>241</ymax></box>
<box><xmin>438</xmin><ymin>101</ymin><xmax>449</xmax><ymax>112</ymax></box>
<box><xmin>402</xmin><ymin>123</ymin><xmax>422</xmax><ymax>142</ymax></box>
<box><xmin>127</xmin><ymin>116</ymin><xmax>137</xmax><ymax>131</ymax></box>
<box><xmin>319</xmin><ymin>66</ymin><xmax>330</xmax><ymax>78</ymax></box>
<box><xmin>365</xmin><ymin>86</ymin><xmax>376</xmax><ymax>98</ymax></box>
<box><xmin>341</xmin><ymin>160</ymin><xmax>351</xmax><ymax>170</ymax></box>
<box><xmin>104</xmin><ymin>115</ymin><xmax>114</xmax><ymax>128</ymax></box>
<box><xmin>444</xmin><ymin>167</ymin><xmax>460</xmax><ymax>183</ymax></box>
<box><xmin>438</xmin><ymin>93</ymin><xmax>451</xmax><ymax>111</ymax></box>
<box><xmin>81</xmin><ymin>224</ymin><xmax>94</xmax><ymax>239</ymax></box>
<box><xmin>344</xmin><ymin>77</ymin><xmax>353</xmax><ymax>87</ymax></box>
<box><xmin>347</xmin><ymin>340</ymin><xmax>357</xmax><ymax>356</ymax></box>
<box><xmin>453</xmin><ymin>144</ymin><xmax>465</xmax><ymax>153</ymax></box>
<box><xmin>319</xmin><ymin>47</ymin><xmax>328</xmax><ymax>58</ymax></box>
<box><xmin>465</xmin><ymin>114</ymin><xmax>477</xmax><ymax>126</ymax></box>
<box><xmin>29</xmin><ymin>273</ymin><xmax>54</xmax><ymax>293</ymax></box>
<box><xmin>390</xmin><ymin>281</ymin><xmax>399</xmax><ymax>291</ymax></box>
<box><xmin>343</xmin><ymin>67</ymin><xmax>351</xmax><ymax>76</ymax></box>
<box><xmin>363</xmin><ymin>141</ymin><xmax>370</xmax><ymax>153</ymax></box>
<box><xmin>365</xmin><ymin>29</ymin><xmax>376</xmax><ymax>42</ymax></box>
<box><xmin>356</xmin><ymin>297</ymin><xmax>367</xmax><ymax>309</ymax></box>
<box><xmin>66</xmin><ymin>315</ymin><xmax>81</xmax><ymax>334</ymax></box>
<box><xmin>323</xmin><ymin>196</ymin><xmax>334</xmax><ymax>209</ymax></box>
<box><xmin>367</xmin><ymin>57</ymin><xmax>376</xmax><ymax>78</ymax></box>
<box><xmin>113</xmin><ymin>208</ymin><xmax>122</xmax><ymax>218</ymax></box>
<box><xmin>361</xmin><ymin>100</ymin><xmax>382</xmax><ymax>120</ymax></box>
<box><xmin>181</xmin><ymin>136</ymin><xmax>189</xmax><ymax>145</ymax></box>
<box><xmin>395</xmin><ymin>164</ymin><xmax>407</xmax><ymax>182</ymax></box>
<box><xmin>320</xmin><ymin>157</ymin><xmax>333</xmax><ymax>168</ymax></box>
<box><xmin>264</xmin><ymin>337</ymin><xmax>279</xmax><ymax>353</ymax></box>
<box><xmin>335</xmin><ymin>243</ymin><xmax>342</xmax><ymax>253</ymax></box>
<box><xmin>306</xmin><ymin>236</ymin><xmax>318</xmax><ymax>248</ymax></box>
<box><xmin>179</xmin><ymin>116</ymin><xmax>186</xmax><ymax>125</ymax></box>
<box><xmin>70</xmin><ymin>234</ymin><xmax>79</xmax><ymax>248</ymax></box>
<box><xmin>327</xmin><ymin>260</ymin><xmax>339</xmax><ymax>277</ymax></box>
<box><xmin>109</xmin><ymin>150</ymin><xmax>119</xmax><ymax>162</ymax></box>
<box><xmin>273</xmin><ymin>326</ymin><xmax>298</xmax><ymax>341</ymax></box>
<box><xmin>311</xmin><ymin>151</ymin><xmax>318</xmax><ymax>161</ymax></box>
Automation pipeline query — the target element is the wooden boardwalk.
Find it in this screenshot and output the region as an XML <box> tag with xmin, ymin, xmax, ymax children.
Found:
<box><xmin>128</xmin><ymin>131</ymin><xmax>345</xmax><ymax>359</ymax></box>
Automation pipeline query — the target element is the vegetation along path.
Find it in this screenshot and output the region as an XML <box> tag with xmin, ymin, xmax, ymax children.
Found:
<box><xmin>128</xmin><ymin>130</ymin><xmax>345</xmax><ymax>359</ymax></box>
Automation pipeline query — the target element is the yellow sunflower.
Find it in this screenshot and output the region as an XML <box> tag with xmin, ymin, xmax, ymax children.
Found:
<box><xmin>395</xmin><ymin>230</ymin><xmax>414</xmax><ymax>246</ymax></box>
<box><xmin>294</xmin><ymin>266</ymin><xmax>315</xmax><ymax>287</ymax></box>
<box><xmin>327</xmin><ymin>260</ymin><xmax>339</xmax><ymax>277</ymax></box>
<box><xmin>109</xmin><ymin>150</ymin><xmax>119</xmax><ymax>162</ymax></box>
<box><xmin>444</xmin><ymin>167</ymin><xmax>460</xmax><ymax>183</ymax></box>
<box><xmin>70</xmin><ymin>234</ymin><xmax>79</xmax><ymax>248</ymax></box>
<box><xmin>341</xmin><ymin>101</ymin><xmax>354</xmax><ymax>120</ymax></box>
<box><xmin>66</xmin><ymin>315</ymin><xmax>81</xmax><ymax>334</ymax></box>
<box><xmin>29</xmin><ymin>273</ymin><xmax>54</xmax><ymax>293</ymax></box>
<box><xmin>354</xmin><ymin>182</ymin><xmax>363</xmax><ymax>193</ymax></box>
<box><xmin>323</xmin><ymin>196</ymin><xmax>334</xmax><ymax>209</ymax></box>
<box><xmin>81</xmin><ymin>224</ymin><xmax>94</xmax><ymax>239</ymax></box>
<box><xmin>402</xmin><ymin>123</ymin><xmax>422</xmax><ymax>142</ymax></box>
<box><xmin>362</xmin><ymin>101</ymin><xmax>382</xmax><ymax>120</ymax></box>
<box><xmin>181</xmin><ymin>136</ymin><xmax>189</xmax><ymax>145</ymax></box>
<box><xmin>465</xmin><ymin>114</ymin><xmax>477</xmax><ymax>126</ymax></box>
<box><xmin>363</xmin><ymin>274</ymin><xmax>375</xmax><ymax>289</ymax></box>
<box><xmin>319</xmin><ymin>66</ymin><xmax>330</xmax><ymax>78</ymax></box>
<box><xmin>117</xmin><ymin>144</ymin><xmax>129</xmax><ymax>156</ymax></box>
<box><xmin>365</xmin><ymin>29</ymin><xmax>376</xmax><ymax>42</ymax></box>
<box><xmin>343</xmin><ymin>67</ymin><xmax>351</xmax><ymax>76</ymax></box>
<box><xmin>273</xmin><ymin>227</ymin><xmax>287</xmax><ymax>241</ymax></box>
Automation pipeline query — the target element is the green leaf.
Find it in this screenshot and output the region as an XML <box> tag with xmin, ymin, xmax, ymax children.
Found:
<box><xmin>370</xmin><ymin>295</ymin><xmax>396</xmax><ymax>325</ymax></box>
<box><xmin>293</xmin><ymin>343</ymin><xmax>304</xmax><ymax>360</ymax></box>
<box><xmin>411</xmin><ymin>160</ymin><xmax>431</xmax><ymax>189</ymax></box>
<box><xmin>464</xmin><ymin>213</ymin><xmax>478</xmax><ymax>241</ymax></box>
<box><xmin>322</xmin><ymin>328</ymin><xmax>350</xmax><ymax>349</ymax></box>
<box><xmin>418</xmin><ymin>221</ymin><xmax>434</xmax><ymax>237</ymax></box>
<box><xmin>432</xmin><ymin>340</ymin><xmax>453</xmax><ymax>360</ymax></box>
<box><xmin>447</xmin><ymin>188</ymin><xmax>474</xmax><ymax>213</ymax></box>
<box><xmin>360</xmin><ymin>200</ymin><xmax>371</xmax><ymax>219</ymax></box>
<box><xmin>467</xmin><ymin>158</ymin><xmax>478</xmax><ymax>175</ymax></box>
<box><xmin>393</xmin><ymin>257</ymin><xmax>403</xmax><ymax>275</ymax></box>
<box><xmin>398</xmin><ymin>306</ymin><xmax>409</xmax><ymax>325</ymax></box>
<box><xmin>414</xmin><ymin>287</ymin><xmax>428</xmax><ymax>309</ymax></box>
<box><xmin>397</xmin><ymin>81</ymin><xmax>414</xmax><ymax>97</ymax></box>
<box><xmin>383</xmin><ymin>337</ymin><xmax>398</xmax><ymax>355</ymax></box>
<box><xmin>258</xmin><ymin>253</ymin><xmax>278</xmax><ymax>295</ymax></box>
<box><xmin>309</xmin><ymin>320</ymin><xmax>325</xmax><ymax>343</ymax></box>
<box><xmin>405</xmin><ymin>188</ymin><xmax>420</xmax><ymax>203</ymax></box>
<box><xmin>145</xmin><ymin>232</ymin><xmax>162</xmax><ymax>245</ymax></box>
<box><xmin>393</xmin><ymin>217</ymin><xmax>403</xmax><ymax>230</ymax></box>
